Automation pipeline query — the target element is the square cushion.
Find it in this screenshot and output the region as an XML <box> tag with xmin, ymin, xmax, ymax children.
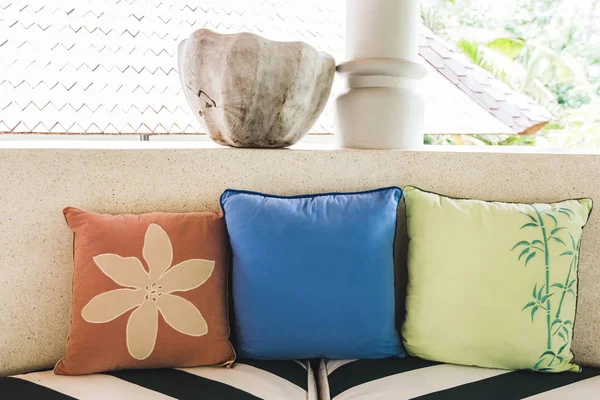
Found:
<box><xmin>55</xmin><ymin>208</ymin><xmax>235</xmax><ymax>375</ymax></box>
<box><xmin>5</xmin><ymin>360</ymin><xmax>315</xmax><ymax>400</ymax></box>
<box><xmin>318</xmin><ymin>357</ymin><xmax>600</xmax><ymax>400</ymax></box>
<box><xmin>401</xmin><ymin>187</ymin><xmax>592</xmax><ymax>372</ymax></box>
<box><xmin>221</xmin><ymin>187</ymin><xmax>404</xmax><ymax>360</ymax></box>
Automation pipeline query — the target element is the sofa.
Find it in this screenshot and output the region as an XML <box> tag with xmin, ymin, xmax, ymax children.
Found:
<box><xmin>4</xmin><ymin>357</ymin><xmax>600</xmax><ymax>399</ymax></box>
<box><xmin>3</xmin><ymin>360</ymin><xmax>315</xmax><ymax>399</ymax></box>
<box><xmin>318</xmin><ymin>358</ymin><xmax>600</xmax><ymax>399</ymax></box>
<box><xmin>1</xmin><ymin>148</ymin><xmax>600</xmax><ymax>399</ymax></box>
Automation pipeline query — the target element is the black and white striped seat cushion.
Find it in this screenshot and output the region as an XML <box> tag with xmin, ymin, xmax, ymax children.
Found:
<box><xmin>319</xmin><ymin>357</ymin><xmax>600</xmax><ymax>400</ymax></box>
<box><xmin>2</xmin><ymin>360</ymin><xmax>316</xmax><ymax>400</ymax></box>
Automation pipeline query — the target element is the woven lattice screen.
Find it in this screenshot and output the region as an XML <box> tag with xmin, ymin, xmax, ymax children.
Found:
<box><xmin>0</xmin><ymin>0</ymin><xmax>343</xmax><ymax>134</ymax></box>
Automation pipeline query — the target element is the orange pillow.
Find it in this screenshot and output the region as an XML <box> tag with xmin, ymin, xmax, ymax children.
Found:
<box><xmin>55</xmin><ymin>208</ymin><xmax>235</xmax><ymax>375</ymax></box>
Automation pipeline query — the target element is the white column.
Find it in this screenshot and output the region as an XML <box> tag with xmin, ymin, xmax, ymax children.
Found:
<box><xmin>335</xmin><ymin>0</ymin><xmax>427</xmax><ymax>149</ymax></box>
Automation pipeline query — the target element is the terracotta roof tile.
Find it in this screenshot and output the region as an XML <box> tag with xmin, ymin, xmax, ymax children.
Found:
<box><xmin>419</xmin><ymin>46</ymin><xmax>445</xmax><ymax>69</ymax></box>
<box><xmin>491</xmin><ymin>108</ymin><xmax>518</xmax><ymax>128</ymax></box>
<box><xmin>437</xmin><ymin>66</ymin><xmax>461</xmax><ymax>85</ymax></box>
<box><xmin>427</xmin><ymin>39</ymin><xmax>454</xmax><ymax>59</ymax></box>
<box><xmin>477</xmin><ymin>92</ymin><xmax>503</xmax><ymax>110</ymax></box>
<box><xmin>486</xmin><ymin>86</ymin><xmax>508</xmax><ymax>102</ymax></box>
<box><xmin>444</xmin><ymin>58</ymin><xmax>469</xmax><ymax>77</ymax></box>
<box><xmin>458</xmin><ymin>75</ymin><xmax>486</xmax><ymax>94</ymax></box>
<box><xmin>419</xmin><ymin>26</ymin><xmax>552</xmax><ymax>134</ymax></box>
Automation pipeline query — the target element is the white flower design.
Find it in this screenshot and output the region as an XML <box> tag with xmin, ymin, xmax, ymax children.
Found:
<box><xmin>81</xmin><ymin>223</ymin><xmax>215</xmax><ymax>360</ymax></box>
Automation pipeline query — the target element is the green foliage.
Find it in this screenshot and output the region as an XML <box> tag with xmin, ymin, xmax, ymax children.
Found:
<box><xmin>551</xmin><ymin>83</ymin><xmax>591</xmax><ymax>108</ymax></box>
<box><xmin>457</xmin><ymin>39</ymin><xmax>483</xmax><ymax>65</ymax></box>
<box><xmin>420</xmin><ymin>0</ymin><xmax>600</xmax><ymax>149</ymax></box>
<box><xmin>487</xmin><ymin>37</ymin><xmax>525</xmax><ymax>60</ymax></box>
<box><xmin>424</xmin><ymin>134</ymin><xmax>537</xmax><ymax>146</ymax></box>
<box><xmin>512</xmin><ymin>207</ymin><xmax>579</xmax><ymax>370</ymax></box>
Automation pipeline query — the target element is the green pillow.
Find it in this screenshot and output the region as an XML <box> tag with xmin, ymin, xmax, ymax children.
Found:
<box><xmin>402</xmin><ymin>186</ymin><xmax>592</xmax><ymax>372</ymax></box>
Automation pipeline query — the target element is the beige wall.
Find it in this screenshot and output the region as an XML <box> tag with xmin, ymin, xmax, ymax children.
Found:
<box><xmin>0</xmin><ymin>147</ymin><xmax>599</xmax><ymax>375</ymax></box>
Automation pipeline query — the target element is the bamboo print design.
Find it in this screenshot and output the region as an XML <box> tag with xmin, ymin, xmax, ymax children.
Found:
<box><xmin>512</xmin><ymin>205</ymin><xmax>578</xmax><ymax>371</ymax></box>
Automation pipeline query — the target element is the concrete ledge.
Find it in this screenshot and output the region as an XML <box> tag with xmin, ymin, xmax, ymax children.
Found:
<box><xmin>3</xmin><ymin>139</ymin><xmax>600</xmax><ymax>154</ymax></box>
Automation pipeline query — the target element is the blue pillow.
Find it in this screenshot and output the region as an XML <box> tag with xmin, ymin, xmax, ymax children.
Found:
<box><xmin>220</xmin><ymin>187</ymin><xmax>404</xmax><ymax>360</ymax></box>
